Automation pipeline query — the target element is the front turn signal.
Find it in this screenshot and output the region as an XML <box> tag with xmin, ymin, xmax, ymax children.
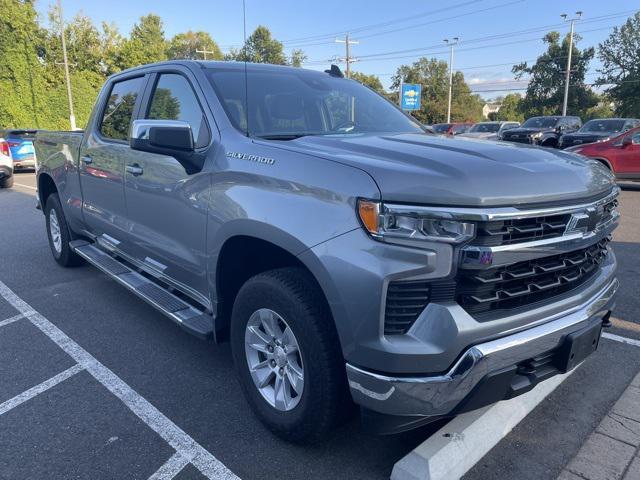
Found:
<box><xmin>358</xmin><ymin>199</ymin><xmax>381</xmax><ymax>235</ymax></box>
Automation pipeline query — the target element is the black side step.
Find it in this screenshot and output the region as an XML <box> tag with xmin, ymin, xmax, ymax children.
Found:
<box><xmin>70</xmin><ymin>240</ymin><xmax>213</xmax><ymax>339</ymax></box>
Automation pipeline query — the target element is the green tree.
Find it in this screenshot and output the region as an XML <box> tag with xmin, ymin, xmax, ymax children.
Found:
<box><xmin>494</xmin><ymin>93</ymin><xmax>524</xmax><ymax>122</ymax></box>
<box><xmin>583</xmin><ymin>97</ymin><xmax>615</xmax><ymax>120</ymax></box>
<box><xmin>289</xmin><ymin>48</ymin><xmax>306</xmax><ymax>67</ymax></box>
<box><xmin>391</xmin><ymin>58</ymin><xmax>483</xmax><ymax>123</ymax></box>
<box><xmin>597</xmin><ymin>12</ymin><xmax>640</xmax><ymax>117</ymax></box>
<box><xmin>350</xmin><ymin>72</ymin><xmax>385</xmax><ymax>94</ymax></box>
<box><xmin>230</xmin><ymin>26</ymin><xmax>306</xmax><ymax>66</ymax></box>
<box><xmin>167</xmin><ymin>31</ymin><xmax>222</xmax><ymax>60</ymax></box>
<box><xmin>117</xmin><ymin>14</ymin><xmax>167</xmax><ymax>69</ymax></box>
<box><xmin>0</xmin><ymin>0</ymin><xmax>51</xmax><ymax>128</ymax></box>
<box><xmin>101</xmin><ymin>22</ymin><xmax>125</xmax><ymax>76</ymax></box>
<box><xmin>513</xmin><ymin>31</ymin><xmax>597</xmax><ymax>118</ymax></box>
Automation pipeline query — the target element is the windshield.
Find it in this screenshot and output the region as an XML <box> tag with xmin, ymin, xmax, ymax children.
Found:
<box><xmin>579</xmin><ymin>120</ymin><xmax>626</xmax><ymax>133</ymax></box>
<box><xmin>432</xmin><ymin>124</ymin><xmax>452</xmax><ymax>133</ymax></box>
<box><xmin>522</xmin><ymin>117</ymin><xmax>559</xmax><ymax>128</ymax></box>
<box><xmin>206</xmin><ymin>67</ymin><xmax>423</xmax><ymax>138</ymax></box>
<box><xmin>469</xmin><ymin>123</ymin><xmax>500</xmax><ymax>133</ymax></box>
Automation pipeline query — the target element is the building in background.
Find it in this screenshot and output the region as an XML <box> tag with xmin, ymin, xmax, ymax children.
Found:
<box><xmin>483</xmin><ymin>103</ymin><xmax>502</xmax><ymax>119</ymax></box>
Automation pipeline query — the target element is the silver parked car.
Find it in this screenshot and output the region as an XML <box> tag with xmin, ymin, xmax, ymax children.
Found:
<box><xmin>458</xmin><ymin>121</ymin><xmax>520</xmax><ymax>140</ymax></box>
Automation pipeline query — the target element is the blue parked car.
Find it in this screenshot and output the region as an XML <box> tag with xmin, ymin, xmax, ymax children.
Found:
<box><xmin>1</xmin><ymin>129</ymin><xmax>37</xmax><ymax>170</ymax></box>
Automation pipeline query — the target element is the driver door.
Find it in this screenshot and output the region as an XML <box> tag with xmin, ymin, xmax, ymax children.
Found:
<box><xmin>615</xmin><ymin>131</ymin><xmax>640</xmax><ymax>176</ymax></box>
<box><xmin>122</xmin><ymin>70</ymin><xmax>214</xmax><ymax>302</ymax></box>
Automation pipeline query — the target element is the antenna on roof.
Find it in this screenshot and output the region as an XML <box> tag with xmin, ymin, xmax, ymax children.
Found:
<box><xmin>324</xmin><ymin>64</ymin><xmax>344</xmax><ymax>78</ymax></box>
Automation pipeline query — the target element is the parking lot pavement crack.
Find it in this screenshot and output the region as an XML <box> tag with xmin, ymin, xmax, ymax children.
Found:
<box><xmin>148</xmin><ymin>452</ymin><xmax>190</xmax><ymax>480</ymax></box>
<box><xmin>0</xmin><ymin>364</ymin><xmax>84</xmax><ymax>416</ymax></box>
<box><xmin>0</xmin><ymin>314</ymin><xmax>24</xmax><ymax>328</ymax></box>
<box><xmin>0</xmin><ymin>279</ymin><xmax>240</xmax><ymax>480</ymax></box>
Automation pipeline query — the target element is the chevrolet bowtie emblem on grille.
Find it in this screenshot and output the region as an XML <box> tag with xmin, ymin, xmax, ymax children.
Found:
<box><xmin>565</xmin><ymin>206</ymin><xmax>605</xmax><ymax>235</ymax></box>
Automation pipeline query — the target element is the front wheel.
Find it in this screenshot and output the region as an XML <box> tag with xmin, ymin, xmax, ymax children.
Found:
<box><xmin>45</xmin><ymin>194</ymin><xmax>83</xmax><ymax>267</ymax></box>
<box><xmin>230</xmin><ymin>267</ymin><xmax>350</xmax><ymax>443</ymax></box>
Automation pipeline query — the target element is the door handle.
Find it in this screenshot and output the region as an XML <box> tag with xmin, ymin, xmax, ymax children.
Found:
<box><xmin>81</xmin><ymin>155</ymin><xmax>92</xmax><ymax>165</ymax></box>
<box><xmin>126</xmin><ymin>164</ymin><xmax>144</xmax><ymax>176</ymax></box>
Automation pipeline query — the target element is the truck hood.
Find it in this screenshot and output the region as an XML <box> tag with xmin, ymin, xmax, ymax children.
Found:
<box><xmin>270</xmin><ymin>133</ymin><xmax>614</xmax><ymax>207</ymax></box>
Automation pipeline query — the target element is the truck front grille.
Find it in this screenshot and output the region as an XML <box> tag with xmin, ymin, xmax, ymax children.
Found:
<box><xmin>472</xmin><ymin>198</ymin><xmax>618</xmax><ymax>247</ymax></box>
<box><xmin>384</xmin><ymin>281</ymin><xmax>430</xmax><ymax>335</ymax></box>
<box><xmin>456</xmin><ymin>238</ymin><xmax>610</xmax><ymax>317</ymax></box>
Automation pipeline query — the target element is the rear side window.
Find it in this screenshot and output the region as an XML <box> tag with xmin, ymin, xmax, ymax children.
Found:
<box><xmin>100</xmin><ymin>77</ymin><xmax>144</xmax><ymax>141</ymax></box>
<box><xmin>147</xmin><ymin>74</ymin><xmax>208</xmax><ymax>147</ymax></box>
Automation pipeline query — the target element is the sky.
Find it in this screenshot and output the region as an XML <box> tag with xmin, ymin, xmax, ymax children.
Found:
<box><xmin>35</xmin><ymin>0</ymin><xmax>640</xmax><ymax>100</ymax></box>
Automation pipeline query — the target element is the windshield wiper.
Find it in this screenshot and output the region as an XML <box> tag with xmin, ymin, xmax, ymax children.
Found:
<box><xmin>255</xmin><ymin>133</ymin><xmax>313</xmax><ymax>140</ymax></box>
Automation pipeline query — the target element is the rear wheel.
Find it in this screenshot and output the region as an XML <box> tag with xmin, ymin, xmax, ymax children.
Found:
<box><xmin>230</xmin><ymin>267</ymin><xmax>349</xmax><ymax>443</ymax></box>
<box><xmin>0</xmin><ymin>174</ymin><xmax>13</xmax><ymax>188</ymax></box>
<box><xmin>45</xmin><ymin>194</ymin><xmax>83</xmax><ymax>267</ymax></box>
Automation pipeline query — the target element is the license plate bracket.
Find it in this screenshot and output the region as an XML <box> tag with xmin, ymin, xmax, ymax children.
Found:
<box><xmin>554</xmin><ymin>322</ymin><xmax>602</xmax><ymax>373</ymax></box>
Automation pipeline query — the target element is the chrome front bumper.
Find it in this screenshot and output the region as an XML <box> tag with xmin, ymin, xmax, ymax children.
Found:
<box><xmin>346</xmin><ymin>276</ymin><xmax>618</xmax><ymax>418</ymax></box>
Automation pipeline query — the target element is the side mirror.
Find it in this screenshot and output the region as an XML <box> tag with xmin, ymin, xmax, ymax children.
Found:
<box><xmin>622</xmin><ymin>135</ymin><xmax>633</xmax><ymax>147</ymax></box>
<box><xmin>130</xmin><ymin>119</ymin><xmax>204</xmax><ymax>173</ymax></box>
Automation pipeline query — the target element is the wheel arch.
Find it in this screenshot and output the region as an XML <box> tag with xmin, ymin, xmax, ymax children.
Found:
<box><xmin>211</xmin><ymin>229</ymin><xmax>337</xmax><ymax>343</ymax></box>
<box><xmin>37</xmin><ymin>172</ymin><xmax>58</xmax><ymax>209</ymax></box>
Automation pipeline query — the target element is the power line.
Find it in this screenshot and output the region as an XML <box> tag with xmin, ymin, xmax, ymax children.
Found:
<box><xmin>303</xmin><ymin>23</ymin><xmax>622</xmax><ymax>67</ymax></box>
<box><xmin>279</xmin><ymin>0</ymin><xmax>482</xmax><ymax>46</ymax></box>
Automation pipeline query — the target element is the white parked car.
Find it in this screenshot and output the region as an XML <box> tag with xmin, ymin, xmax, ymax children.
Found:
<box><xmin>458</xmin><ymin>121</ymin><xmax>520</xmax><ymax>141</ymax></box>
<box><xmin>0</xmin><ymin>138</ymin><xmax>14</xmax><ymax>188</ymax></box>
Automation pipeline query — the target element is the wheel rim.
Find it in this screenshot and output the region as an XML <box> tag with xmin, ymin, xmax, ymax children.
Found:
<box><xmin>49</xmin><ymin>209</ymin><xmax>62</xmax><ymax>255</ymax></box>
<box><xmin>244</xmin><ymin>308</ymin><xmax>305</xmax><ymax>411</ymax></box>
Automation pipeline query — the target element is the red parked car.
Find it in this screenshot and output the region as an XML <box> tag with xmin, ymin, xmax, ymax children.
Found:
<box><xmin>432</xmin><ymin>122</ymin><xmax>474</xmax><ymax>136</ymax></box>
<box><xmin>567</xmin><ymin>126</ymin><xmax>640</xmax><ymax>181</ymax></box>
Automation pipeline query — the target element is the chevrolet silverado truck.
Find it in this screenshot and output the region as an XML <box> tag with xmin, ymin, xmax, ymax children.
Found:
<box><xmin>35</xmin><ymin>61</ymin><xmax>619</xmax><ymax>442</ymax></box>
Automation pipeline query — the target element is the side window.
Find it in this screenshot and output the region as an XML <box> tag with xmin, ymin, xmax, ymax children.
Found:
<box><xmin>147</xmin><ymin>73</ymin><xmax>208</xmax><ymax>147</ymax></box>
<box><xmin>100</xmin><ymin>77</ymin><xmax>145</xmax><ymax>141</ymax></box>
<box><xmin>632</xmin><ymin>132</ymin><xmax>640</xmax><ymax>145</ymax></box>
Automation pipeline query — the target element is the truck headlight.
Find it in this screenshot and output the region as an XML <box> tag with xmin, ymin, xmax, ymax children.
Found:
<box><xmin>531</xmin><ymin>132</ymin><xmax>543</xmax><ymax>140</ymax></box>
<box><xmin>358</xmin><ymin>200</ymin><xmax>476</xmax><ymax>246</ymax></box>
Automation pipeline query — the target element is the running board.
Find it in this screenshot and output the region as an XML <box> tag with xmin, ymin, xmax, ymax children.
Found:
<box><xmin>70</xmin><ymin>240</ymin><xmax>213</xmax><ymax>340</ymax></box>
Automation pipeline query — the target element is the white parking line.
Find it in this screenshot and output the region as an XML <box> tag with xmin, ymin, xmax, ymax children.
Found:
<box><xmin>0</xmin><ymin>364</ymin><xmax>84</xmax><ymax>416</ymax></box>
<box><xmin>0</xmin><ymin>314</ymin><xmax>24</xmax><ymax>328</ymax></box>
<box><xmin>14</xmin><ymin>183</ymin><xmax>37</xmax><ymax>191</ymax></box>
<box><xmin>603</xmin><ymin>332</ymin><xmax>640</xmax><ymax>348</ymax></box>
<box><xmin>0</xmin><ymin>279</ymin><xmax>239</xmax><ymax>480</ymax></box>
<box><xmin>149</xmin><ymin>452</ymin><xmax>190</xmax><ymax>480</ymax></box>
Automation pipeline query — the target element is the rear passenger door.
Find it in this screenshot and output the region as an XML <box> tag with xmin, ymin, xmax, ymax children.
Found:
<box><xmin>79</xmin><ymin>75</ymin><xmax>146</xmax><ymax>241</ymax></box>
<box><xmin>122</xmin><ymin>70</ymin><xmax>214</xmax><ymax>303</ymax></box>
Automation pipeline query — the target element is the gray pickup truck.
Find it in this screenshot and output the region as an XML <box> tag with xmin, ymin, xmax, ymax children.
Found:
<box><xmin>35</xmin><ymin>61</ymin><xmax>619</xmax><ymax>442</ymax></box>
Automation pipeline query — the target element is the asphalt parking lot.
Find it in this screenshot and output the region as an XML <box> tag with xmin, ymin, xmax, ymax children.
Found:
<box><xmin>2</xmin><ymin>172</ymin><xmax>640</xmax><ymax>480</ymax></box>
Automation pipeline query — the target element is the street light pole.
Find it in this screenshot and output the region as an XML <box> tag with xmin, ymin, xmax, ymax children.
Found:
<box><xmin>444</xmin><ymin>37</ymin><xmax>459</xmax><ymax>124</ymax></box>
<box><xmin>57</xmin><ymin>0</ymin><xmax>76</xmax><ymax>131</ymax></box>
<box><xmin>561</xmin><ymin>11</ymin><xmax>582</xmax><ymax>116</ymax></box>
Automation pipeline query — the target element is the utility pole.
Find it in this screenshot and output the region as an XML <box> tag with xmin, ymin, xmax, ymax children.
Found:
<box><xmin>335</xmin><ymin>33</ymin><xmax>359</xmax><ymax>78</ymax></box>
<box><xmin>196</xmin><ymin>49</ymin><xmax>217</xmax><ymax>60</ymax></box>
<box><xmin>57</xmin><ymin>0</ymin><xmax>76</xmax><ymax>131</ymax></box>
<box><xmin>561</xmin><ymin>11</ymin><xmax>582</xmax><ymax>116</ymax></box>
<box><xmin>444</xmin><ymin>37</ymin><xmax>459</xmax><ymax>124</ymax></box>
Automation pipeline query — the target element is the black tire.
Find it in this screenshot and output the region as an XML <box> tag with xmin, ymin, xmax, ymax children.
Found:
<box><xmin>230</xmin><ymin>267</ymin><xmax>350</xmax><ymax>443</ymax></box>
<box><xmin>0</xmin><ymin>175</ymin><xmax>13</xmax><ymax>188</ymax></box>
<box><xmin>44</xmin><ymin>194</ymin><xmax>83</xmax><ymax>267</ymax></box>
